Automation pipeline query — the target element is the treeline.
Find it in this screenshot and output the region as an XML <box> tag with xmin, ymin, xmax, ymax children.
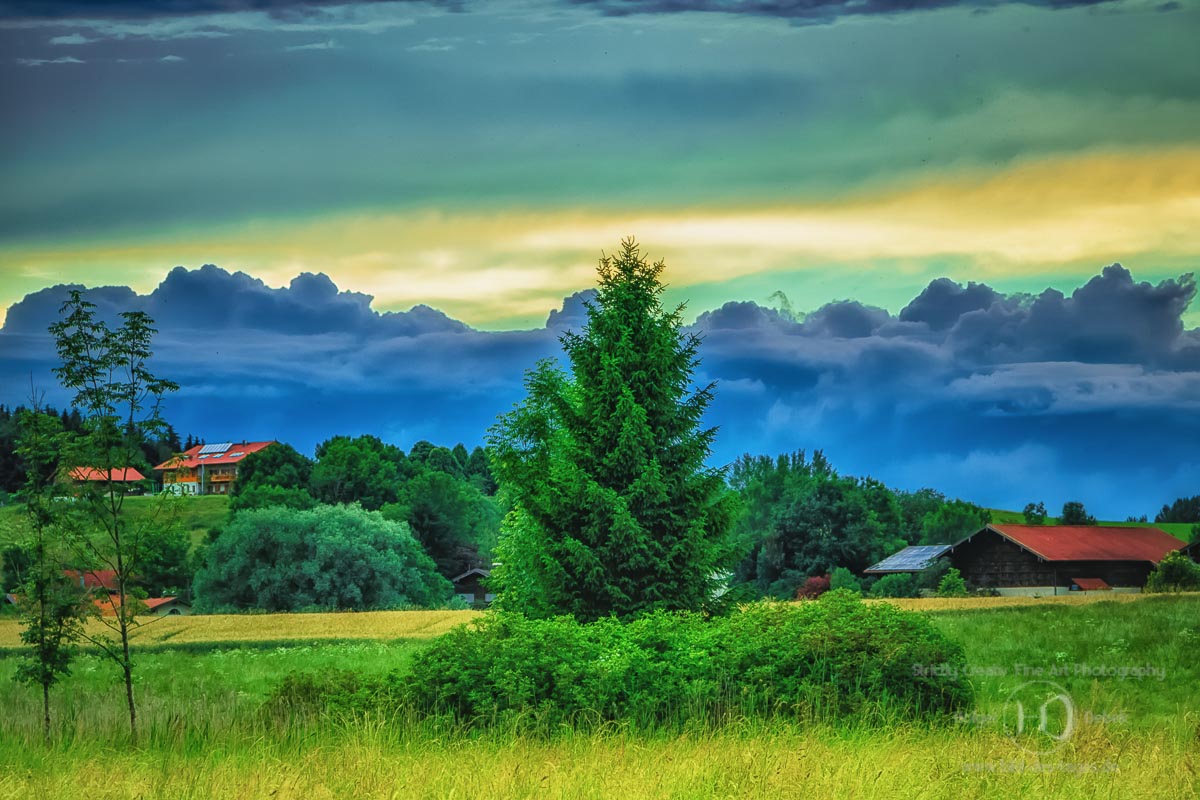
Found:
<box><xmin>0</xmin><ymin>403</ymin><xmax>188</xmax><ymax>498</ymax></box>
<box><xmin>727</xmin><ymin>450</ymin><xmax>991</xmax><ymax>599</ymax></box>
<box><xmin>189</xmin><ymin>435</ymin><xmax>502</xmax><ymax>612</ymax></box>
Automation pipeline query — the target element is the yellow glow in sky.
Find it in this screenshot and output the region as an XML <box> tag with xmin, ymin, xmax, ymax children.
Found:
<box><xmin>2</xmin><ymin>148</ymin><xmax>1197</xmax><ymax>329</ymax></box>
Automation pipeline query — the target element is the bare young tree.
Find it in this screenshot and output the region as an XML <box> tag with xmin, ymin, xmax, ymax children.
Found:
<box><xmin>50</xmin><ymin>291</ymin><xmax>178</xmax><ymax>743</ymax></box>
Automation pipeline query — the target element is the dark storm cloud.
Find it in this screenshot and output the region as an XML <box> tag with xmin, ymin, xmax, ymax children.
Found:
<box><xmin>0</xmin><ymin>0</ymin><xmax>461</xmax><ymax>20</ymax></box>
<box><xmin>2</xmin><ymin>262</ymin><xmax>1197</xmax><ymax>517</ymax></box>
<box><xmin>899</xmin><ymin>278</ymin><xmax>1004</xmax><ymax>331</ymax></box>
<box><xmin>567</xmin><ymin>0</ymin><xmax>1116</xmax><ymax>23</ymax></box>
<box><xmin>693</xmin><ymin>264</ymin><xmax>1198</xmax><ymax>402</ymax></box>
<box><xmin>545</xmin><ymin>290</ymin><xmax>596</xmax><ymax>331</ymax></box>
<box><xmin>2</xmin><ymin>265</ymin><xmax>467</xmax><ymax>338</ymax></box>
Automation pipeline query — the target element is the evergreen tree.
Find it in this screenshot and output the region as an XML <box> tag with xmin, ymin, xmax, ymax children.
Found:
<box><xmin>488</xmin><ymin>239</ymin><xmax>734</xmax><ymax>621</ymax></box>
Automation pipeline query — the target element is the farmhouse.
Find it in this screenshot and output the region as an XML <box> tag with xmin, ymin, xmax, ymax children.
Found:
<box><xmin>64</xmin><ymin>568</ymin><xmax>119</xmax><ymax>592</ymax></box>
<box><xmin>155</xmin><ymin>440</ymin><xmax>275</xmax><ymax>495</ymax></box>
<box><xmin>946</xmin><ymin>524</ymin><xmax>1185</xmax><ymax>595</ymax></box>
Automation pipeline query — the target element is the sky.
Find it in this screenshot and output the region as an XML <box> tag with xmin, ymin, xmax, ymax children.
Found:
<box><xmin>1</xmin><ymin>0</ymin><xmax>1198</xmax><ymax>519</ymax></box>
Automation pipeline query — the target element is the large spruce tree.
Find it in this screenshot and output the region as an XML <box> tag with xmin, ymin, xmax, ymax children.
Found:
<box><xmin>488</xmin><ymin>239</ymin><xmax>733</xmax><ymax>621</ymax></box>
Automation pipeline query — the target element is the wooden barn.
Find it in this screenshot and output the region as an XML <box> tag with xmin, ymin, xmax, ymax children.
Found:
<box><xmin>451</xmin><ymin>567</ymin><xmax>495</xmax><ymax>607</ymax></box>
<box><xmin>947</xmin><ymin>524</ymin><xmax>1186</xmax><ymax>595</ymax></box>
<box><xmin>1180</xmin><ymin>539</ymin><xmax>1200</xmax><ymax>564</ymax></box>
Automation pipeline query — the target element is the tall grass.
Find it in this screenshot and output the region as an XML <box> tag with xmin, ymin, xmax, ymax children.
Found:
<box><xmin>0</xmin><ymin>595</ymin><xmax>1196</xmax><ymax>799</ymax></box>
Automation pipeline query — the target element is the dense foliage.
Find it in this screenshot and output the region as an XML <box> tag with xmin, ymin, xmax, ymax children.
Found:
<box><xmin>1060</xmin><ymin>500</ymin><xmax>1097</xmax><ymax>525</ymax></box>
<box><xmin>224</xmin><ymin>435</ymin><xmax>500</xmax><ymax>581</ymax></box>
<box><xmin>728</xmin><ymin>450</ymin><xmax>990</xmax><ymax>599</ymax></box>
<box><xmin>487</xmin><ymin>240</ymin><xmax>734</xmax><ymax>620</ymax></box>
<box><xmin>1144</xmin><ymin>551</ymin><xmax>1200</xmax><ymax>593</ymax></box>
<box><xmin>0</xmin><ymin>405</ymin><xmax>187</xmax><ymax>498</ymax></box>
<box><xmin>271</xmin><ymin>591</ymin><xmax>971</xmax><ymax>729</ymax></box>
<box><xmin>192</xmin><ymin>504</ymin><xmax>452</xmax><ymax>612</ymax></box>
<box><xmin>1156</xmin><ymin>495</ymin><xmax>1200</xmax><ymax>524</ymax></box>
<box><xmin>936</xmin><ymin>567</ymin><xmax>969</xmax><ymax>598</ymax></box>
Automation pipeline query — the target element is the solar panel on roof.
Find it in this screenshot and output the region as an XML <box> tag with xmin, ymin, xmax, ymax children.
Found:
<box><xmin>199</xmin><ymin>443</ymin><xmax>232</xmax><ymax>455</ymax></box>
<box><xmin>864</xmin><ymin>545</ymin><xmax>951</xmax><ymax>573</ymax></box>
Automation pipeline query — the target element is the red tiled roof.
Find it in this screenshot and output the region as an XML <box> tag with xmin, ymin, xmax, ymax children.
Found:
<box><xmin>982</xmin><ymin>525</ymin><xmax>1184</xmax><ymax>563</ymax></box>
<box><xmin>94</xmin><ymin>596</ymin><xmax>182</xmax><ymax>616</ymax></box>
<box><xmin>70</xmin><ymin>466</ymin><xmax>146</xmax><ymax>482</ymax></box>
<box><xmin>1071</xmin><ymin>577</ymin><xmax>1112</xmax><ymax>591</ymax></box>
<box><xmin>64</xmin><ymin>569</ymin><xmax>119</xmax><ymax>591</ymax></box>
<box><xmin>154</xmin><ymin>441</ymin><xmax>275</xmax><ymax>470</ymax></box>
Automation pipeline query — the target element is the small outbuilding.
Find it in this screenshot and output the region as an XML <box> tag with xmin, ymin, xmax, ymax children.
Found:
<box><xmin>451</xmin><ymin>567</ymin><xmax>494</xmax><ymax>606</ymax></box>
<box><xmin>94</xmin><ymin>596</ymin><xmax>191</xmax><ymax>617</ymax></box>
<box><xmin>1180</xmin><ymin>539</ymin><xmax>1200</xmax><ymax>564</ymax></box>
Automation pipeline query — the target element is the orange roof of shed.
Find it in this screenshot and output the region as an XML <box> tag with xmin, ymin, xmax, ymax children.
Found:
<box><xmin>70</xmin><ymin>467</ymin><xmax>145</xmax><ymax>482</ymax></box>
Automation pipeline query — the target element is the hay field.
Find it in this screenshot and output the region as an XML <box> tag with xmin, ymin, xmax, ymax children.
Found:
<box><xmin>0</xmin><ymin>593</ymin><xmax>1165</xmax><ymax>649</ymax></box>
<box><xmin>0</xmin><ymin>608</ymin><xmax>478</xmax><ymax>649</ymax></box>
<box><xmin>873</xmin><ymin>592</ymin><xmax>1156</xmax><ymax>613</ymax></box>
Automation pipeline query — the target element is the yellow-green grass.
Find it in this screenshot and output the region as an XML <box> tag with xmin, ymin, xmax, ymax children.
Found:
<box><xmin>2</xmin><ymin>724</ymin><xmax>1194</xmax><ymax>800</ymax></box>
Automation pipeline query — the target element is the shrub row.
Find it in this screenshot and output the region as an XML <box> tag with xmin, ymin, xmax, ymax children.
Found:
<box><xmin>268</xmin><ymin>590</ymin><xmax>972</xmax><ymax>730</ymax></box>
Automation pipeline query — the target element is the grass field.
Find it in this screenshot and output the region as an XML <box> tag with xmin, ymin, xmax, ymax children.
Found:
<box><xmin>0</xmin><ymin>594</ymin><xmax>1196</xmax><ymax>799</ymax></box>
<box><xmin>0</xmin><ymin>493</ymin><xmax>229</xmax><ymax>553</ymax></box>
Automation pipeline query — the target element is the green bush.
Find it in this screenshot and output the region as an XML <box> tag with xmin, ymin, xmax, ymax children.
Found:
<box><xmin>869</xmin><ymin>573</ymin><xmax>920</xmax><ymax>598</ymax></box>
<box><xmin>269</xmin><ymin>590</ymin><xmax>971</xmax><ymax>729</ymax></box>
<box><xmin>936</xmin><ymin>568</ymin><xmax>969</xmax><ymax>598</ymax></box>
<box><xmin>1145</xmin><ymin>551</ymin><xmax>1200</xmax><ymax>593</ymax></box>
<box><xmin>829</xmin><ymin>567</ymin><xmax>861</xmax><ymax>594</ymax></box>
<box><xmin>193</xmin><ymin>504</ymin><xmax>451</xmax><ymax>612</ymax></box>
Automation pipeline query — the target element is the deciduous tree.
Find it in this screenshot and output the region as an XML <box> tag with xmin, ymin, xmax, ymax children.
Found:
<box><xmin>49</xmin><ymin>291</ymin><xmax>178</xmax><ymax>743</ymax></box>
<box><xmin>12</xmin><ymin>404</ymin><xmax>88</xmax><ymax>743</ymax></box>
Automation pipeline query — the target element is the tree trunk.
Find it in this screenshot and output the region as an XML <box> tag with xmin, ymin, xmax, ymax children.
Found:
<box><xmin>122</xmin><ymin>628</ymin><xmax>137</xmax><ymax>744</ymax></box>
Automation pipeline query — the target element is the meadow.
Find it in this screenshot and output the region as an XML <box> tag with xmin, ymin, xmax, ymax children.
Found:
<box><xmin>0</xmin><ymin>594</ymin><xmax>1196</xmax><ymax>799</ymax></box>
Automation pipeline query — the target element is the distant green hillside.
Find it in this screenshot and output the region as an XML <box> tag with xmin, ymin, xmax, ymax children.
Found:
<box><xmin>0</xmin><ymin>494</ymin><xmax>228</xmax><ymax>551</ymax></box>
<box><xmin>987</xmin><ymin>509</ymin><xmax>1193</xmax><ymax>542</ymax></box>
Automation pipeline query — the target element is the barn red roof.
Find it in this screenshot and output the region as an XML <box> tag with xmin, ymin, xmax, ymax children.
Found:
<box><xmin>154</xmin><ymin>441</ymin><xmax>275</xmax><ymax>470</ymax></box>
<box><xmin>94</xmin><ymin>596</ymin><xmax>182</xmax><ymax>616</ymax></box>
<box><xmin>64</xmin><ymin>569</ymin><xmax>119</xmax><ymax>591</ymax></box>
<box><xmin>70</xmin><ymin>467</ymin><xmax>146</xmax><ymax>482</ymax></box>
<box><xmin>971</xmin><ymin>525</ymin><xmax>1184</xmax><ymax>563</ymax></box>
